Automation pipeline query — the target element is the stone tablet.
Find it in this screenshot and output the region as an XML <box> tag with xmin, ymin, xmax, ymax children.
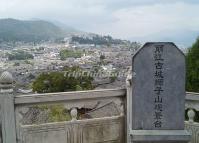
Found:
<box><xmin>131</xmin><ymin>42</ymin><xmax>185</xmax><ymax>130</ymax></box>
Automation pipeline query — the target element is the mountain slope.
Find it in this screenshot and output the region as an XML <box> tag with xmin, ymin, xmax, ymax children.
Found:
<box><xmin>0</xmin><ymin>19</ymin><xmax>68</xmax><ymax>42</ymax></box>
<box><xmin>52</xmin><ymin>20</ymin><xmax>83</xmax><ymax>34</ymax></box>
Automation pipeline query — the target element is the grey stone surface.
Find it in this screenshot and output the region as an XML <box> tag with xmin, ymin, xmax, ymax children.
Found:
<box><xmin>14</xmin><ymin>89</ymin><xmax>125</xmax><ymax>143</ymax></box>
<box><xmin>20</xmin><ymin>116</ymin><xmax>124</xmax><ymax>143</ymax></box>
<box><xmin>131</xmin><ymin>130</ymin><xmax>190</xmax><ymax>142</ymax></box>
<box><xmin>131</xmin><ymin>42</ymin><xmax>186</xmax><ymax>130</ymax></box>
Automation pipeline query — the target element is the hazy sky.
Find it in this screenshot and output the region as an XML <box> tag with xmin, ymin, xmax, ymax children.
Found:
<box><xmin>0</xmin><ymin>0</ymin><xmax>199</xmax><ymax>47</ymax></box>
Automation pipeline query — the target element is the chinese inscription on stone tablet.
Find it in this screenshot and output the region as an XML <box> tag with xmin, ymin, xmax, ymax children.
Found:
<box><xmin>154</xmin><ymin>45</ymin><xmax>164</xmax><ymax>128</ymax></box>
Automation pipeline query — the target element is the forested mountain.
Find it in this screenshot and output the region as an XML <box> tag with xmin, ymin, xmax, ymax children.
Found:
<box><xmin>0</xmin><ymin>19</ymin><xmax>71</xmax><ymax>42</ymax></box>
<box><xmin>0</xmin><ymin>18</ymin><xmax>129</xmax><ymax>45</ymax></box>
<box><xmin>71</xmin><ymin>35</ymin><xmax>130</xmax><ymax>45</ymax></box>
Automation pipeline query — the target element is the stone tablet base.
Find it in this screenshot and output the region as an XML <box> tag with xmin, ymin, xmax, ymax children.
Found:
<box><xmin>130</xmin><ymin>130</ymin><xmax>191</xmax><ymax>142</ymax></box>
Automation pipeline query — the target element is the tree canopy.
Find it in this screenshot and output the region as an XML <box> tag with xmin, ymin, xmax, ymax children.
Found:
<box><xmin>186</xmin><ymin>37</ymin><xmax>199</xmax><ymax>92</ymax></box>
<box><xmin>32</xmin><ymin>66</ymin><xmax>94</xmax><ymax>93</ymax></box>
<box><xmin>7</xmin><ymin>50</ymin><xmax>33</xmax><ymax>60</ymax></box>
<box><xmin>71</xmin><ymin>35</ymin><xmax>126</xmax><ymax>45</ymax></box>
<box><xmin>60</xmin><ymin>49</ymin><xmax>82</xmax><ymax>60</ymax></box>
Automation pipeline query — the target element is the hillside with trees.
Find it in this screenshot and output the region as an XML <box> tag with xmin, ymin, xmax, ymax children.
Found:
<box><xmin>71</xmin><ymin>35</ymin><xmax>129</xmax><ymax>45</ymax></box>
<box><xmin>0</xmin><ymin>19</ymin><xmax>67</xmax><ymax>42</ymax></box>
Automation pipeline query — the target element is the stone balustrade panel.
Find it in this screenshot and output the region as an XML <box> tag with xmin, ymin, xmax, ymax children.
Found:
<box><xmin>14</xmin><ymin>89</ymin><xmax>125</xmax><ymax>143</ymax></box>
<box><xmin>18</xmin><ymin>116</ymin><xmax>124</xmax><ymax>143</ymax></box>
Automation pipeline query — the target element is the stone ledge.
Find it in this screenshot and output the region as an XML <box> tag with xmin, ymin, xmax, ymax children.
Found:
<box><xmin>130</xmin><ymin>130</ymin><xmax>191</xmax><ymax>142</ymax></box>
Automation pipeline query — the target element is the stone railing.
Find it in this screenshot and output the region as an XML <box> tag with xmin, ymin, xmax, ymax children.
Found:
<box><xmin>15</xmin><ymin>89</ymin><xmax>126</xmax><ymax>143</ymax></box>
<box><xmin>0</xmin><ymin>71</ymin><xmax>126</xmax><ymax>143</ymax></box>
<box><xmin>185</xmin><ymin>92</ymin><xmax>199</xmax><ymax>143</ymax></box>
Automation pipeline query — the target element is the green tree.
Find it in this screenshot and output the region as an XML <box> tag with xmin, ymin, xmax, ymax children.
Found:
<box><xmin>186</xmin><ymin>37</ymin><xmax>199</xmax><ymax>92</ymax></box>
<box><xmin>100</xmin><ymin>55</ymin><xmax>105</xmax><ymax>61</ymax></box>
<box><xmin>100</xmin><ymin>54</ymin><xmax>105</xmax><ymax>65</ymax></box>
<box><xmin>13</xmin><ymin>62</ymin><xmax>20</xmax><ymax>66</ymax></box>
<box><xmin>60</xmin><ymin>50</ymin><xmax>82</xmax><ymax>60</ymax></box>
<box><xmin>32</xmin><ymin>67</ymin><xmax>94</xmax><ymax>93</ymax></box>
<box><xmin>7</xmin><ymin>50</ymin><xmax>33</xmax><ymax>60</ymax></box>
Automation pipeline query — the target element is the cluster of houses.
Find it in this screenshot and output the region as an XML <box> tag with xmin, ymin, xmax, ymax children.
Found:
<box><xmin>0</xmin><ymin>39</ymin><xmax>140</xmax><ymax>93</ymax></box>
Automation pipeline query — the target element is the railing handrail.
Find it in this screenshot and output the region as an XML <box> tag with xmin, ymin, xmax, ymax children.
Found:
<box><xmin>15</xmin><ymin>90</ymin><xmax>199</xmax><ymax>105</ymax></box>
<box><xmin>186</xmin><ymin>92</ymin><xmax>199</xmax><ymax>95</ymax></box>
<box><xmin>15</xmin><ymin>88</ymin><xmax>126</xmax><ymax>105</ymax></box>
<box><xmin>186</xmin><ymin>92</ymin><xmax>199</xmax><ymax>101</ymax></box>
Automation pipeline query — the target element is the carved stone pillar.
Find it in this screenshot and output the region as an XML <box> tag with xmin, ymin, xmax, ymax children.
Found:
<box><xmin>0</xmin><ymin>71</ymin><xmax>16</xmax><ymax>143</ymax></box>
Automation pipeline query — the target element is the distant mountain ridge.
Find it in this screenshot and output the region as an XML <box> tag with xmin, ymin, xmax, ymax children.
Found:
<box><xmin>0</xmin><ymin>18</ymin><xmax>79</xmax><ymax>42</ymax></box>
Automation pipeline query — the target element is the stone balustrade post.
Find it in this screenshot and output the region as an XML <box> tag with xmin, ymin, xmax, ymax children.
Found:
<box><xmin>187</xmin><ymin>109</ymin><xmax>195</xmax><ymax>123</ymax></box>
<box><xmin>70</xmin><ymin>107</ymin><xmax>78</xmax><ymax>122</ymax></box>
<box><xmin>126</xmin><ymin>68</ymin><xmax>132</xmax><ymax>143</ymax></box>
<box><xmin>0</xmin><ymin>71</ymin><xmax>17</xmax><ymax>143</ymax></box>
<box><xmin>70</xmin><ymin>107</ymin><xmax>78</xmax><ymax>143</ymax></box>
